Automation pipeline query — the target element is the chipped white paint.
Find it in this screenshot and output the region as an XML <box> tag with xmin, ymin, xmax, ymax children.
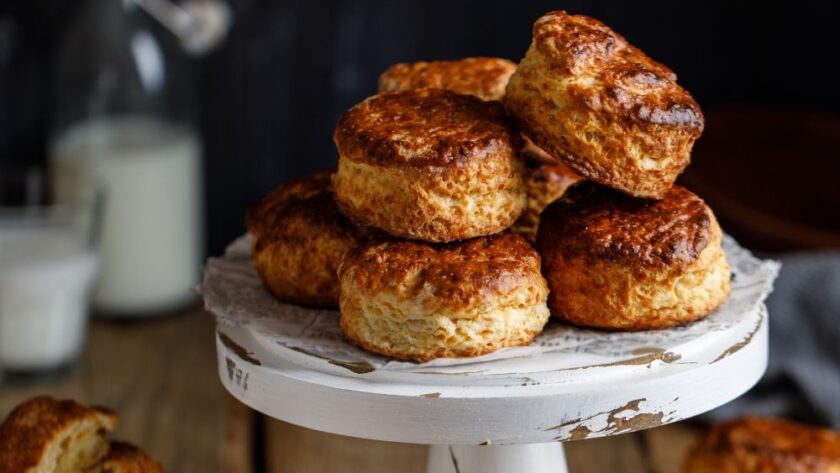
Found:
<box><xmin>208</xmin><ymin>234</ymin><xmax>777</xmax><ymax>472</ymax></box>
<box><xmin>215</xmin><ymin>303</ymin><xmax>768</xmax><ymax>472</ymax></box>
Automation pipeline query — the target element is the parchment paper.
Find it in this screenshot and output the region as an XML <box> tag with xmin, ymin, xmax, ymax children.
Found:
<box><xmin>202</xmin><ymin>234</ymin><xmax>779</xmax><ymax>370</ymax></box>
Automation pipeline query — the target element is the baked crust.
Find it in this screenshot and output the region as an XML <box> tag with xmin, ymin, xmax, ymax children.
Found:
<box><xmin>536</xmin><ymin>182</ymin><xmax>730</xmax><ymax>330</ymax></box>
<box><xmin>333</xmin><ymin>88</ymin><xmax>526</xmax><ymax>242</ymax></box>
<box><xmin>512</xmin><ymin>160</ymin><xmax>581</xmax><ymax>242</ymax></box>
<box><xmin>100</xmin><ymin>441</ymin><xmax>164</xmax><ymax>473</ymax></box>
<box><xmin>248</xmin><ymin>171</ymin><xmax>369</xmax><ymax>308</ymax></box>
<box><xmin>245</xmin><ymin>169</ymin><xmax>333</xmax><ymax>238</ymax></box>
<box><xmin>684</xmin><ymin>417</ymin><xmax>840</xmax><ymax>473</ymax></box>
<box><xmin>505</xmin><ymin>10</ymin><xmax>704</xmax><ymax>198</ymax></box>
<box><xmin>378</xmin><ymin>57</ymin><xmax>516</xmax><ymax>101</ymax></box>
<box><xmin>0</xmin><ymin>396</ymin><xmax>119</xmax><ymax>473</ymax></box>
<box><xmin>338</xmin><ymin>232</ymin><xmax>550</xmax><ymax>361</ymax></box>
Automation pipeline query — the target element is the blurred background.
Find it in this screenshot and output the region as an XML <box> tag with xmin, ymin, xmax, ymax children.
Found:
<box><xmin>2</xmin><ymin>0</ymin><xmax>838</xmax><ymax>256</ymax></box>
<box><xmin>0</xmin><ymin>1</ymin><xmax>838</xmax><ymax>471</ymax></box>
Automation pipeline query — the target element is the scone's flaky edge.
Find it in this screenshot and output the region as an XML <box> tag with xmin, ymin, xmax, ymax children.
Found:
<box><xmin>512</xmin><ymin>161</ymin><xmax>581</xmax><ymax>242</ymax></box>
<box><xmin>537</xmin><ymin>188</ymin><xmax>730</xmax><ymax>330</ymax></box>
<box><xmin>683</xmin><ymin>417</ymin><xmax>840</xmax><ymax>473</ymax></box>
<box><xmin>378</xmin><ymin>57</ymin><xmax>517</xmax><ymax>101</ymax></box>
<box><xmin>337</xmin><ymin>234</ymin><xmax>550</xmax><ymax>362</ymax></box>
<box><xmin>251</xmin><ymin>190</ymin><xmax>365</xmax><ymax>309</ymax></box>
<box><xmin>333</xmin><ymin>155</ymin><xmax>526</xmax><ymax>242</ymax></box>
<box><xmin>100</xmin><ymin>441</ymin><xmax>165</xmax><ymax>473</ymax></box>
<box><xmin>0</xmin><ymin>396</ymin><xmax>119</xmax><ymax>473</ymax></box>
<box><xmin>504</xmin><ymin>11</ymin><xmax>704</xmax><ymax>198</ymax></box>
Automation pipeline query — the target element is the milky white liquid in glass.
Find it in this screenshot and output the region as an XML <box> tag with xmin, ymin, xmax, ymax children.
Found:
<box><xmin>50</xmin><ymin>116</ymin><xmax>202</xmax><ymax>315</ymax></box>
<box><xmin>0</xmin><ymin>229</ymin><xmax>98</xmax><ymax>370</ymax></box>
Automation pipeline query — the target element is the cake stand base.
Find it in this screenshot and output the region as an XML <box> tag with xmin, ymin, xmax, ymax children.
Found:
<box><xmin>427</xmin><ymin>443</ymin><xmax>567</xmax><ymax>473</ymax></box>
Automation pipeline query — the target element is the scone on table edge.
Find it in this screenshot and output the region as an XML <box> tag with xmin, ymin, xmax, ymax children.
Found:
<box><xmin>247</xmin><ymin>170</ymin><xmax>370</xmax><ymax>309</ymax></box>
<box><xmin>0</xmin><ymin>396</ymin><xmax>118</xmax><ymax>473</ymax></box>
<box><xmin>337</xmin><ymin>232</ymin><xmax>550</xmax><ymax>362</ymax></box>
<box><xmin>536</xmin><ymin>182</ymin><xmax>730</xmax><ymax>330</ymax></box>
<box><xmin>332</xmin><ymin>88</ymin><xmax>527</xmax><ymax>243</ymax></box>
<box><xmin>378</xmin><ymin>57</ymin><xmax>517</xmax><ymax>102</ymax></box>
<box><xmin>505</xmin><ymin>10</ymin><xmax>704</xmax><ymax>199</ymax></box>
<box><xmin>684</xmin><ymin>417</ymin><xmax>840</xmax><ymax>473</ymax></box>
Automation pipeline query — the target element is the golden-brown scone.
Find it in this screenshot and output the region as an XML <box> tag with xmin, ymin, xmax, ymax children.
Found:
<box><xmin>684</xmin><ymin>417</ymin><xmax>840</xmax><ymax>473</ymax></box>
<box><xmin>512</xmin><ymin>160</ymin><xmax>581</xmax><ymax>242</ymax></box>
<box><xmin>505</xmin><ymin>11</ymin><xmax>704</xmax><ymax>199</ymax></box>
<box><xmin>333</xmin><ymin>88</ymin><xmax>526</xmax><ymax>242</ymax></box>
<box><xmin>0</xmin><ymin>396</ymin><xmax>119</xmax><ymax>473</ymax></box>
<box><xmin>338</xmin><ymin>232</ymin><xmax>550</xmax><ymax>362</ymax></box>
<box><xmin>536</xmin><ymin>182</ymin><xmax>730</xmax><ymax>330</ymax></box>
<box><xmin>245</xmin><ymin>169</ymin><xmax>334</xmax><ymax>239</ymax></box>
<box><xmin>248</xmin><ymin>171</ymin><xmax>370</xmax><ymax>308</ymax></box>
<box><xmin>99</xmin><ymin>441</ymin><xmax>164</xmax><ymax>473</ymax></box>
<box><xmin>378</xmin><ymin>57</ymin><xmax>516</xmax><ymax>101</ymax></box>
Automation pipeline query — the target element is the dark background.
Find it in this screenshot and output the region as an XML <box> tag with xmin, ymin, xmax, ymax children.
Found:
<box><xmin>1</xmin><ymin>0</ymin><xmax>839</xmax><ymax>256</ymax></box>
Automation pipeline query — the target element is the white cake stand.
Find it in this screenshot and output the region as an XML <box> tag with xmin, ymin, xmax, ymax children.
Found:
<box><xmin>214</xmin><ymin>300</ymin><xmax>768</xmax><ymax>473</ymax></box>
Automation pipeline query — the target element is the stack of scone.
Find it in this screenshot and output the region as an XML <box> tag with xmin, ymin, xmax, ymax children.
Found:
<box><xmin>0</xmin><ymin>396</ymin><xmax>164</xmax><ymax>473</ymax></box>
<box><xmin>249</xmin><ymin>11</ymin><xmax>731</xmax><ymax>361</ymax></box>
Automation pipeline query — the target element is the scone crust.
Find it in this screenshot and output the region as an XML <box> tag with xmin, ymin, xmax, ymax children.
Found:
<box><xmin>249</xmin><ymin>172</ymin><xmax>368</xmax><ymax>308</ymax></box>
<box><xmin>101</xmin><ymin>441</ymin><xmax>164</xmax><ymax>473</ymax></box>
<box><xmin>684</xmin><ymin>417</ymin><xmax>840</xmax><ymax>473</ymax></box>
<box><xmin>245</xmin><ymin>169</ymin><xmax>333</xmax><ymax>238</ymax></box>
<box><xmin>338</xmin><ymin>232</ymin><xmax>550</xmax><ymax>361</ymax></box>
<box><xmin>333</xmin><ymin>88</ymin><xmax>526</xmax><ymax>242</ymax></box>
<box><xmin>512</xmin><ymin>160</ymin><xmax>581</xmax><ymax>242</ymax></box>
<box><xmin>0</xmin><ymin>396</ymin><xmax>118</xmax><ymax>473</ymax></box>
<box><xmin>378</xmin><ymin>57</ymin><xmax>517</xmax><ymax>101</ymax></box>
<box><xmin>536</xmin><ymin>183</ymin><xmax>730</xmax><ymax>330</ymax></box>
<box><xmin>505</xmin><ymin>10</ymin><xmax>704</xmax><ymax>198</ymax></box>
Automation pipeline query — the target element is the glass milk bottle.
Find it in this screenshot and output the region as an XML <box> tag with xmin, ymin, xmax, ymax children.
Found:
<box><xmin>49</xmin><ymin>0</ymin><xmax>203</xmax><ymax>317</ymax></box>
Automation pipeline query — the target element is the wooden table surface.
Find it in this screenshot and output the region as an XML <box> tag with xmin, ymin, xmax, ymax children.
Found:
<box><xmin>0</xmin><ymin>306</ymin><xmax>703</xmax><ymax>473</ymax></box>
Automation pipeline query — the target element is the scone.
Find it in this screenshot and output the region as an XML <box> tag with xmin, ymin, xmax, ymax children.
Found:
<box><xmin>378</xmin><ymin>57</ymin><xmax>516</xmax><ymax>101</ymax></box>
<box><xmin>512</xmin><ymin>160</ymin><xmax>581</xmax><ymax>242</ymax></box>
<box><xmin>0</xmin><ymin>396</ymin><xmax>119</xmax><ymax>473</ymax></box>
<box><xmin>338</xmin><ymin>232</ymin><xmax>550</xmax><ymax>361</ymax></box>
<box><xmin>333</xmin><ymin>88</ymin><xmax>526</xmax><ymax>242</ymax></box>
<box><xmin>536</xmin><ymin>182</ymin><xmax>730</xmax><ymax>330</ymax></box>
<box><xmin>99</xmin><ymin>441</ymin><xmax>164</xmax><ymax>473</ymax></box>
<box><xmin>684</xmin><ymin>417</ymin><xmax>840</xmax><ymax>473</ymax></box>
<box><xmin>247</xmin><ymin>170</ymin><xmax>369</xmax><ymax>308</ymax></box>
<box><xmin>505</xmin><ymin>11</ymin><xmax>704</xmax><ymax>199</ymax></box>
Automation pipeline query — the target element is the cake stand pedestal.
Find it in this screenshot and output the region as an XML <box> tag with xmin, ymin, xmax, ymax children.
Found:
<box><xmin>214</xmin><ymin>303</ymin><xmax>768</xmax><ymax>473</ymax></box>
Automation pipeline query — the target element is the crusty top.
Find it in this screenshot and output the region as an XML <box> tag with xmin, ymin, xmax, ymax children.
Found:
<box><xmin>692</xmin><ymin>417</ymin><xmax>840</xmax><ymax>469</ymax></box>
<box><xmin>102</xmin><ymin>441</ymin><xmax>165</xmax><ymax>473</ymax></box>
<box><xmin>245</xmin><ymin>169</ymin><xmax>333</xmax><ymax>236</ymax></box>
<box><xmin>537</xmin><ymin>182</ymin><xmax>713</xmax><ymax>269</ymax></box>
<box><xmin>334</xmin><ymin>88</ymin><xmax>521</xmax><ymax>168</ymax></box>
<box><xmin>0</xmin><ymin>396</ymin><xmax>118</xmax><ymax>472</ymax></box>
<box><xmin>532</xmin><ymin>11</ymin><xmax>703</xmax><ymax>131</ymax></box>
<box><xmin>378</xmin><ymin>57</ymin><xmax>517</xmax><ymax>101</ymax></box>
<box><xmin>339</xmin><ymin>232</ymin><xmax>542</xmax><ymax>310</ymax></box>
<box><xmin>254</xmin><ymin>191</ymin><xmax>368</xmax><ymax>254</ymax></box>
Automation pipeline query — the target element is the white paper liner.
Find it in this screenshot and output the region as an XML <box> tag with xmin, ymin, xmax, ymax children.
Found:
<box><xmin>202</xmin><ymin>234</ymin><xmax>779</xmax><ymax>371</ymax></box>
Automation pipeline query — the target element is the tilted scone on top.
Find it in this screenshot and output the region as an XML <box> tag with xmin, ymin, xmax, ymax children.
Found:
<box><xmin>537</xmin><ymin>182</ymin><xmax>730</xmax><ymax>330</ymax></box>
<box><xmin>684</xmin><ymin>417</ymin><xmax>840</xmax><ymax>473</ymax></box>
<box><xmin>246</xmin><ymin>169</ymin><xmax>371</xmax><ymax>309</ymax></box>
<box><xmin>338</xmin><ymin>232</ymin><xmax>550</xmax><ymax>362</ymax></box>
<box><xmin>332</xmin><ymin>88</ymin><xmax>526</xmax><ymax>243</ymax></box>
<box><xmin>505</xmin><ymin>11</ymin><xmax>704</xmax><ymax>199</ymax></box>
<box><xmin>378</xmin><ymin>57</ymin><xmax>516</xmax><ymax>102</ymax></box>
